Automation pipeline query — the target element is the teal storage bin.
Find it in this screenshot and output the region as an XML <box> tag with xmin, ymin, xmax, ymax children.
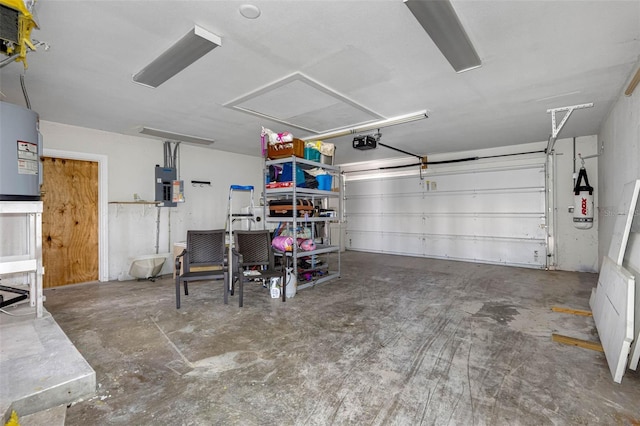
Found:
<box><xmin>304</xmin><ymin>147</ymin><xmax>321</xmax><ymax>162</ymax></box>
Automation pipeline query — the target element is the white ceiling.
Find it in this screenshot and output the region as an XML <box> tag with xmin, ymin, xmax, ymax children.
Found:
<box><xmin>1</xmin><ymin>0</ymin><xmax>639</xmax><ymax>165</ymax></box>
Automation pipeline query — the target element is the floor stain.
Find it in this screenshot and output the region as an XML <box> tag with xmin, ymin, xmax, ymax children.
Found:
<box><xmin>185</xmin><ymin>350</ymin><xmax>269</xmax><ymax>377</ymax></box>
<box><xmin>473</xmin><ymin>302</ymin><xmax>520</xmax><ymax>324</ymax></box>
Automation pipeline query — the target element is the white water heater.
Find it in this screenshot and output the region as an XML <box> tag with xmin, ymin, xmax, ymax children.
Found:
<box><xmin>0</xmin><ymin>101</ymin><xmax>41</xmax><ymax>201</ymax></box>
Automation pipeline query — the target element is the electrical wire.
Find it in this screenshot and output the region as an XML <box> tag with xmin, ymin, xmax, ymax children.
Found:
<box><xmin>162</xmin><ymin>141</ymin><xmax>180</xmax><ymax>173</ymax></box>
<box><xmin>163</xmin><ymin>142</ymin><xmax>167</xmax><ymax>167</ymax></box>
<box><xmin>163</xmin><ymin>141</ymin><xmax>170</xmax><ymax>168</ymax></box>
<box><xmin>173</xmin><ymin>142</ymin><xmax>180</xmax><ymax>179</ymax></box>
<box><xmin>20</xmin><ymin>73</ymin><xmax>31</xmax><ymax>110</ymax></box>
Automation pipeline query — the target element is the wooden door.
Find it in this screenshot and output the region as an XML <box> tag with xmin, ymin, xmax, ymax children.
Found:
<box><xmin>42</xmin><ymin>157</ymin><xmax>99</xmax><ymax>288</ymax></box>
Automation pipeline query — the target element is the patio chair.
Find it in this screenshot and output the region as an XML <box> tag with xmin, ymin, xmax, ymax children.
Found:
<box><xmin>233</xmin><ymin>230</ymin><xmax>285</xmax><ymax>307</ymax></box>
<box><xmin>175</xmin><ymin>229</ymin><xmax>228</xmax><ymax>309</ymax></box>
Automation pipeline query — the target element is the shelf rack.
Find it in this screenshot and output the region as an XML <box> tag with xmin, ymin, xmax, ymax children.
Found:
<box><xmin>0</xmin><ymin>201</ymin><xmax>44</xmax><ymax>317</ymax></box>
<box><xmin>264</xmin><ymin>156</ymin><xmax>342</xmax><ymax>290</ymax></box>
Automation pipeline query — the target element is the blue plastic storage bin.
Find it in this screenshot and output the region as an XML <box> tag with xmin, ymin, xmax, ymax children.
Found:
<box><xmin>281</xmin><ymin>163</ymin><xmax>306</xmax><ymax>186</ymax></box>
<box><xmin>316</xmin><ymin>174</ymin><xmax>332</xmax><ymax>191</ymax></box>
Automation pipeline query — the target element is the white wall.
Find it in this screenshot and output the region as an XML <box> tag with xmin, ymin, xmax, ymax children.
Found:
<box><xmin>39</xmin><ymin>121</ymin><xmax>263</xmax><ymax>281</ymax></box>
<box><xmin>598</xmin><ymin>85</ymin><xmax>640</xmax><ymax>262</ymax></box>
<box><xmin>553</xmin><ymin>135</ymin><xmax>599</xmax><ymax>272</ymax></box>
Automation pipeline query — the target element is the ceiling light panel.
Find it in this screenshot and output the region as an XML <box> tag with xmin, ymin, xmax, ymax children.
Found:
<box><xmin>225</xmin><ymin>73</ymin><xmax>383</xmax><ymax>133</ymax></box>
<box><xmin>138</xmin><ymin>127</ymin><xmax>215</xmax><ymax>145</ymax></box>
<box><xmin>133</xmin><ymin>25</ymin><xmax>222</xmax><ymax>88</ymax></box>
<box><xmin>404</xmin><ymin>0</ymin><xmax>481</xmax><ymax>73</ymax></box>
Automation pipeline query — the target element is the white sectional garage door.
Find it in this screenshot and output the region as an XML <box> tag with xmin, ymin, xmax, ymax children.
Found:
<box><xmin>344</xmin><ymin>157</ymin><xmax>548</xmax><ymax>268</ymax></box>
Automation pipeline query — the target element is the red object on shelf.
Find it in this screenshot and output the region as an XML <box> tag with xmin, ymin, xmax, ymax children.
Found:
<box><xmin>266</xmin><ymin>181</ymin><xmax>294</xmax><ymax>189</ymax></box>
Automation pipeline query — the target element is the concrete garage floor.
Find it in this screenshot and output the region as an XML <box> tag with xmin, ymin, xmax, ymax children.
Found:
<box><xmin>44</xmin><ymin>251</ymin><xmax>640</xmax><ymax>425</ymax></box>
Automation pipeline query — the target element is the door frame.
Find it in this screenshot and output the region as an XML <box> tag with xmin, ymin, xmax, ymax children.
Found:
<box><xmin>43</xmin><ymin>149</ymin><xmax>108</xmax><ymax>282</ymax></box>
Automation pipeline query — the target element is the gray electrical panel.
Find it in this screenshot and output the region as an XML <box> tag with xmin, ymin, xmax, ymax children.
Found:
<box><xmin>155</xmin><ymin>165</ymin><xmax>177</xmax><ymax>207</ymax></box>
<box><xmin>0</xmin><ymin>101</ymin><xmax>41</xmax><ymax>201</ymax></box>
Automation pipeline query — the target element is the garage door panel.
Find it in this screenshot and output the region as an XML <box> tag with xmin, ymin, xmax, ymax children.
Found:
<box><xmin>346</xmin><ymin>231</ymin><xmax>422</xmax><ymax>257</ymax></box>
<box><xmin>346</xmin><ymin>230</ymin><xmax>382</xmax><ymax>252</ymax></box>
<box><xmin>345</xmin><ymin>159</ymin><xmax>547</xmax><ymax>268</ymax></box>
<box><xmin>419</xmin><ymin>190</ymin><xmax>543</xmax><ymax>214</ymax></box>
<box><xmin>348</xmin><ymin>179</ymin><xmax>380</xmax><ymax>194</ymax></box>
<box><xmin>380</xmin><ymin>195</ymin><xmax>424</xmax><ymax>214</ymax></box>
<box><xmin>439</xmin><ymin>167</ymin><xmax>544</xmax><ymax>191</ymax></box>
<box><xmin>345</xmin><ymin>213</ymin><xmax>383</xmax><ymax>232</ymax></box>
<box><xmin>347</xmin><ymin>233</ymin><xmax>546</xmax><ymax>267</ymax></box>
<box><xmin>379</xmin><ymin>177</ymin><xmax>424</xmax><ymax>195</ymax></box>
<box><xmin>385</xmin><ymin>234</ymin><xmax>423</xmax><ymax>256</ymax></box>
<box><xmin>474</xmin><ymin>216</ymin><xmax>546</xmax><ymax>239</ymax></box>
<box><xmin>368</xmin><ymin>191</ymin><xmax>544</xmax><ymax>215</ymax></box>
<box><xmin>348</xmin><ymin>232</ymin><xmax>423</xmax><ymax>257</ymax></box>
<box><xmin>422</xmin><ymin>215</ymin><xmax>545</xmax><ymax>239</ymax></box>
<box><xmin>345</xmin><ymin>195</ymin><xmax>382</xmax><ymax>214</ymax></box>
<box><xmin>381</xmin><ymin>214</ymin><xmax>423</xmax><ymax>233</ymax></box>
<box><xmin>348</xmin><ymin>214</ymin><xmax>421</xmax><ymax>234</ymax></box>
<box><xmin>423</xmin><ymin>237</ymin><xmax>547</xmax><ymax>267</ymax></box>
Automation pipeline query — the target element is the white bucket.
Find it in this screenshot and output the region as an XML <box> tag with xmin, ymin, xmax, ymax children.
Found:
<box><xmin>285</xmin><ymin>267</ymin><xmax>297</xmax><ymax>298</ymax></box>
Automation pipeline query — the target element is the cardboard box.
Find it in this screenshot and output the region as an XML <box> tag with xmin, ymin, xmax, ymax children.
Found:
<box><xmin>267</xmin><ymin>138</ymin><xmax>304</xmax><ymax>159</ymax></box>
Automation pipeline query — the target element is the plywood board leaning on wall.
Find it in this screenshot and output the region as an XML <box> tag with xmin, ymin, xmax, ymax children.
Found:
<box><xmin>590</xmin><ymin>256</ymin><xmax>635</xmax><ymax>383</ymax></box>
<box><xmin>604</xmin><ymin>178</ymin><xmax>640</xmax><ymax>372</ymax></box>
<box><xmin>624</xmin><ymin>230</ymin><xmax>640</xmax><ymax>370</ymax></box>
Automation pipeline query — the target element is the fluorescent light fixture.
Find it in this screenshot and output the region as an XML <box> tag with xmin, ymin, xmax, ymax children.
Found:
<box><xmin>404</xmin><ymin>0</ymin><xmax>481</xmax><ymax>73</ymax></box>
<box><xmin>132</xmin><ymin>25</ymin><xmax>222</xmax><ymax>88</ymax></box>
<box><xmin>300</xmin><ymin>110</ymin><xmax>428</xmax><ymax>141</ymax></box>
<box><xmin>138</xmin><ymin>127</ymin><xmax>215</xmax><ymax>145</ymax></box>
